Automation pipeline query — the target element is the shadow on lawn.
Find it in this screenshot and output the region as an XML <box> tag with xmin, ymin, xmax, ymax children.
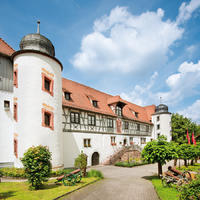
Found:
<box><xmin>0</xmin><ymin>191</ymin><xmax>16</xmax><ymax>199</ymax></box>
<box><xmin>143</xmin><ymin>175</ymin><xmax>158</xmax><ymax>180</ymax></box>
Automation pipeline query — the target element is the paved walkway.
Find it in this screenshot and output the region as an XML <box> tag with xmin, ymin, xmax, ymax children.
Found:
<box><xmin>61</xmin><ymin>163</ymin><xmax>170</xmax><ymax>200</ymax></box>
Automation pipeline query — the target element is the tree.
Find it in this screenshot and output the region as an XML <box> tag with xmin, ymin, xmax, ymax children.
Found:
<box><xmin>21</xmin><ymin>145</ymin><xmax>52</xmax><ymax>190</ymax></box>
<box><xmin>177</xmin><ymin>144</ymin><xmax>198</xmax><ymax>166</ymax></box>
<box><xmin>171</xmin><ymin>113</ymin><xmax>200</xmax><ymax>144</ymax></box>
<box><xmin>74</xmin><ymin>151</ymin><xmax>87</xmax><ymax>177</ymax></box>
<box><xmin>142</xmin><ymin>136</ymin><xmax>178</xmax><ymax>177</ymax></box>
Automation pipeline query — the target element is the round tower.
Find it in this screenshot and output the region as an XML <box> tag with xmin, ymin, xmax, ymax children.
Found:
<box><xmin>12</xmin><ymin>22</ymin><xmax>63</xmax><ymax>168</ymax></box>
<box><xmin>151</xmin><ymin>104</ymin><xmax>172</xmax><ymax>142</ymax></box>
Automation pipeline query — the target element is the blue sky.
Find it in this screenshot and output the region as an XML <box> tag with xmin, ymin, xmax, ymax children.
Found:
<box><xmin>1</xmin><ymin>0</ymin><xmax>200</xmax><ymax>123</ymax></box>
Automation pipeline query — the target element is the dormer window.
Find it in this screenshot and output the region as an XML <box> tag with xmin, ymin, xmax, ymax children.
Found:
<box><xmin>92</xmin><ymin>100</ymin><xmax>98</xmax><ymax>108</ymax></box>
<box><xmin>135</xmin><ymin>112</ymin><xmax>138</xmax><ymax>118</ymax></box>
<box><xmin>64</xmin><ymin>92</ymin><xmax>71</xmax><ymax>100</ymax></box>
<box><xmin>116</xmin><ymin>106</ymin><xmax>122</xmax><ymax>116</ymax></box>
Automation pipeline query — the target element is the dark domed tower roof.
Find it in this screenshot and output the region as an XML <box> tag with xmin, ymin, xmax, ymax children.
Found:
<box><xmin>155</xmin><ymin>104</ymin><xmax>169</xmax><ymax>113</ymax></box>
<box><xmin>19</xmin><ymin>33</ymin><xmax>55</xmax><ymax>57</ymax></box>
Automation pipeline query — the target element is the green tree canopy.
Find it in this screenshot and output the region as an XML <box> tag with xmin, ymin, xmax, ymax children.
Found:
<box><xmin>171</xmin><ymin>113</ymin><xmax>200</xmax><ymax>144</ymax></box>
<box><xmin>142</xmin><ymin>136</ymin><xmax>178</xmax><ymax>176</ymax></box>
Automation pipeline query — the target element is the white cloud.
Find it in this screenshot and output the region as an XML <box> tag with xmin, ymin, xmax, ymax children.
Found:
<box><xmin>71</xmin><ymin>6</ymin><xmax>183</xmax><ymax>73</ymax></box>
<box><xmin>121</xmin><ymin>61</ymin><xmax>200</xmax><ymax>107</ymax></box>
<box><xmin>157</xmin><ymin>61</ymin><xmax>200</xmax><ymax>105</ymax></box>
<box><xmin>120</xmin><ymin>72</ymin><xmax>158</xmax><ymax>106</ymax></box>
<box><xmin>179</xmin><ymin>99</ymin><xmax>200</xmax><ymax>123</ymax></box>
<box><xmin>176</xmin><ymin>0</ymin><xmax>200</xmax><ymax>24</ymax></box>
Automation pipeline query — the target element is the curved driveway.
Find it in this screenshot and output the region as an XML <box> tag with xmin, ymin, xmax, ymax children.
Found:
<box><xmin>62</xmin><ymin>163</ymin><xmax>164</xmax><ymax>200</ymax></box>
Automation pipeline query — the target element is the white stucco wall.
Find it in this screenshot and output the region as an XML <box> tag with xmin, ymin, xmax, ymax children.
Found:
<box><xmin>152</xmin><ymin>113</ymin><xmax>172</xmax><ymax>142</ymax></box>
<box><xmin>13</xmin><ymin>53</ymin><xmax>63</xmax><ymax>168</ymax></box>
<box><xmin>0</xmin><ymin>90</ymin><xmax>14</xmax><ymax>164</ymax></box>
<box><xmin>63</xmin><ymin>132</ymin><xmax>148</xmax><ymax>167</ymax></box>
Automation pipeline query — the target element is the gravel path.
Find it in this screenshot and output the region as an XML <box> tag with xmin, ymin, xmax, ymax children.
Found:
<box><xmin>61</xmin><ymin>163</ymin><xmax>169</xmax><ymax>200</ymax></box>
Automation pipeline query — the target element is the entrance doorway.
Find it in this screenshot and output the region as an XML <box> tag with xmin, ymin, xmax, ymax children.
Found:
<box><xmin>91</xmin><ymin>152</ymin><xmax>99</xmax><ymax>166</ymax></box>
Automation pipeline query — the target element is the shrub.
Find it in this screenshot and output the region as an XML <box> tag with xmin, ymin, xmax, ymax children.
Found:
<box><xmin>21</xmin><ymin>145</ymin><xmax>52</xmax><ymax>190</ymax></box>
<box><xmin>74</xmin><ymin>152</ymin><xmax>87</xmax><ymax>177</ymax></box>
<box><xmin>0</xmin><ymin>167</ymin><xmax>26</xmax><ymax>178</ymax></box>
<box><xmin>115</xmin><ymin>161</ymin><xmax>148</xmax><ymax>167</ymax></box>
<box><xmin>179</xmin><ymin>176</ymin><xmax>200</xmax><ymax>200</ymax></box>
<box><xmin>50</xmin><ymin>168</ymin><xmax>75</xmax><ymax>177</ymax></box>
<box><xmin>87</xmin><ymin>170</ymin><xmax>104</xmax><ymax>179</ymax></box>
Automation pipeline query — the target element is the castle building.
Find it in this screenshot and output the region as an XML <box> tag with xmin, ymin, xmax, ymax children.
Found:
<box><xmin>0</xmin><ymin>29</ymin><xmax>172</xmax><ymax>168</ymax></box>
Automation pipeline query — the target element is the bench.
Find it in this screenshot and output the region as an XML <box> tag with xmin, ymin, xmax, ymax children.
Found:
<box><xmin>55</xmin><ymin>169</ymin><xmax>82</xmax><ymax>186</ymax></box>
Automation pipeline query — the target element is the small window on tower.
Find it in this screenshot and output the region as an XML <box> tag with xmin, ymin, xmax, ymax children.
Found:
<box><xmin>157</xmin><ymin>116</ymin><xmax>160</xmax><ymax>121</ymax></box>
<box><xmin>157</xmin><ymin>124</ymin><xmax>160</xmax><ymax>130</ymax></box>
<box><xmin>13</xmin><ymin>69</ymin><xmax>18</xmax><ymax>88</ymax></box>
<box><xmin>42</xmin><ymin>73</ymin><xmax>54</xmax><ymax>96</ymax></box>
<box><xmin>44</xmin><ymin>78</ymin><xmax>50</xmax><ymax>91</ymax></box>
<box><xmin>14</xmin><ymin>138</ymin><xmax>18</xmax><ymax>158</ymax></box>
<box><xmin>14</xmin><ymin>102</ymin><xmax>18</xmax><ymax>121</ymax></box>
<box><xmin>42</xmin><ymin>109</ymin><xmax>54</xmax><ymax>130</ymax></box>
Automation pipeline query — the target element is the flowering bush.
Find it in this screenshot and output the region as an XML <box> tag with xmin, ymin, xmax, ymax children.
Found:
<box><xmin>21</xmin><ymin>145</ymin><xmax>52</xmax><ymax>190</ymax></box>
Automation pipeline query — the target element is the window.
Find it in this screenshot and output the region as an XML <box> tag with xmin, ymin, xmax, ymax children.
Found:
<box><xmin>14</xmin><ymin>138</ymin><xmax>18</xmax><ymax>158</ymax></box>
<box><xmin>44</xmin><ymin>112</ymin><xmax>51</xmax><ymax>126</ymax></box>
<box><xmin>14</xmin><ymin>102</ymin><xmax>18</xmax><ymax>121</ymax></box>
<box><xmin>84</xmin><ymin>139</ymin><xmax>91</xmax><ymax>147</ymax></box>
<box><xmin>124</xmin><ymin>121</ymin><xmax>129</xmax><ymax>129</ymax></box>
<box><xmin>92</xmin><ymin>100</ymin><xmax>98</xmax><ymax>108</ymax></box>
<box><xmin>88</xmin><ymin>114</ymin><xmax>96</xmax><ymax>126</ymax></box>
<box><xmin>116</xmin><ymin>106</ymin><xmax>122</xmax><ymax>116</ymax></box>
<box><xmin>111</xmin><ymin>136</ymin><xmax>116</xmax><ymax>146</ymax></box>
<box><xmin>13</xmin><ymin>69</ymin><xmax>18</xmax><ymax>88</ymax></box>
<box><xmin>141</xmin><ymin>138</ymin><xmax>146</xmax><ymax>144</ymax></box>
<box><xmin>4</xmin><ymin>100</ymin><xmax>10</xmax><ymax>111</ymax></box>
<box><xmin>157</xmin><ymin>124</ymin><xmax>160</xmax><ymax>130</ymax></box>
<box><xmin>157</xmin><ymin>133</ymin><xmax>160</xmax><ymax>138</ymax></box>
<box><xmin>135</xmin><ymin>112</ymin><xmax>138</xmax><ymax>118</ymax></box>
<box><xmin>42</xmin><ymin>109</ymin><xmax>54</xmax><ymax>130</ymax></box>
<box><xmin>64</xmin><ymin>92</ymin><xmax>71</xmax><ymax>100</ymax></box>
<box><xmin>70</xmin><ymin>112</ymin><xmax>80</xmax><ymax>124</ymax></box>
<box><xmin>157</xmin><ymin>116</ymin><xmax>160</xmax><ymax>121</ymax></box>
<box><xmin>130</xmin><ymin>137</ymin><xmax>133</xmax><ymax>145</ymax></box>
<box><xmin>42</xmin><ymin>73</ymin><xmax>54</xmax><ymax>96</ymax></box>
<box><xmin>146</xmin><ymin>125</ymin><xmax>149</xmax><ymax>132</ymax></box>
<box><xmin>136</xmin><ymin>124</ymin><xmax>140</xmax><ymax>131</ymax></box>
<box><xmin>107</xmin><ymin>118</ymin><xmax>113</xmax><ymax>128</ymax></box>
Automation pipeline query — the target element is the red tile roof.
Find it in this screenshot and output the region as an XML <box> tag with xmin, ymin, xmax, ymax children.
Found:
<box><xmin>62</xmin><ymin>78</ymin><xmax>155</xmax><ymax>124</ymax></box>
<box><xmin>0</xmin><ymin>38</ymin><xmax>15</xmax><ymax>56</ymax></box>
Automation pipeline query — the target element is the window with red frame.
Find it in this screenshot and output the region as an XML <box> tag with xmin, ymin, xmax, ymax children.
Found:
<box><xmin>42</xmin><ymin>73</ymin><xmax>54</xmax><ymax>96</ymax></box>
<box><xmin>14</xmin><ymin>103</ymin><xmax>18</xmax><ymax>121</ymax></box>
<box><xmin>14</xmin><ymin>138</ymin><xmax>18</xmax><ymax>158</ymax></box>
<box><xmin>13</xmin><ymin>69</ymin><xmax>18</xmax><ymax>88</ymax></box>
<box><xmin>42</xmin><ymin>108</ymin><xmax>54</xmax><ymax>130</ymax></box>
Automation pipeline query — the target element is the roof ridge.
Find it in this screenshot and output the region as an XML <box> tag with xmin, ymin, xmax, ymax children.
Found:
<box><xmin>62</xmin><ymin>77</ymin><xmax>114</xmax><ymax>98</ymax></box>
<box><xmin>0</xmin><ymin>38</ymin><xmax>15</xmax><ymax>52</ymax></box>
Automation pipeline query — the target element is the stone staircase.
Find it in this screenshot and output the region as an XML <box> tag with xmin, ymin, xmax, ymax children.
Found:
<box><xmin>103</xmin><ymin>145</ymin><xmax>142</xmax><ymax>165</ymax></box>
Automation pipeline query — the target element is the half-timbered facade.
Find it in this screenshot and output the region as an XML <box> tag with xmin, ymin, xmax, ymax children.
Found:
<box><xmin>0</xmin><ymin>31</ymin><xmax>171</xmax><ymax>168</ymax></box>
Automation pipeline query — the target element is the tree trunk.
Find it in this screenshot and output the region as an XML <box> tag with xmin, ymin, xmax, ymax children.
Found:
<box><xmin>174</xmin><ymin>159</ymin><xmax>177</xmax><ymax>166</ymax></box>
<box><xmin>184</xmin><ymin>159</ymin><xmax>187</xmax><ymax>167</ymax></box>
<box><xmin>158</xmin><ymin>162</ymin><xmax>162</xmax><ymax>177</ymax></box>
<box><xmin>191</xmin><ymin>160</ymin><xmax>194</xmax><ymax>165</ymax></box>
<box><xmin>195</xmin><ymin>157</ymin><xmax>198</xmax><ymax>163</ymax></box>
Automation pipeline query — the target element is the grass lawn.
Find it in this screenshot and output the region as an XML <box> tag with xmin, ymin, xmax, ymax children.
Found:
<box><xmin>0</xmin><ymin>177</ymin><xmax>99</xmax><ymax>200</ymax></box>
<box><xmin>148</xmin><ymin>176</ymin><xmax>179</xmax><ymax>200</ymax></box>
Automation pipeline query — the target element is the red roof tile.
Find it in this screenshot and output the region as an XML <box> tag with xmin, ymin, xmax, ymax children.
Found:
<box><xmin>0</xmin><ymin>38</ymin><xmax>15</xmax><ymax>56</ymax></box>
<box><xmin>62</xmin><ymin>78</ymin><xmax>155</xmax><ymax>124</ymax></box>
